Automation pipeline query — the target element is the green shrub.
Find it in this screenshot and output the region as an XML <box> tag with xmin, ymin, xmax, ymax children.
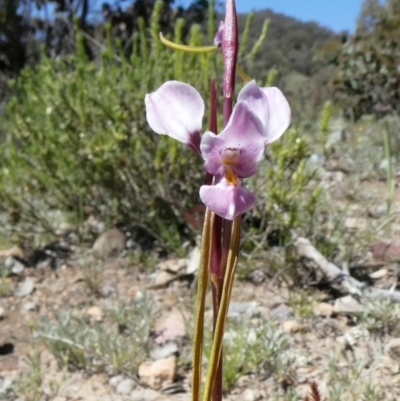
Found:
<box><xmin>0</xmin><ymin>3</ymin><xmax>220</xmax><ymax>253</ymax></box>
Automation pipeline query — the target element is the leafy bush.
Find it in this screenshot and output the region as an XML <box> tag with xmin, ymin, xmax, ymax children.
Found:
<box><xmin>0</xmin><ymin>3</ymin><xmax>219</xmax><ymax>252</ymax></box>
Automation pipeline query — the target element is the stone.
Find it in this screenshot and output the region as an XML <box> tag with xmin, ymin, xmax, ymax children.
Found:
<box><xmin>154</xmin><ymin>309</ymin><xmax>187</xmax><ymax>344</ymax></box>
<box><xmin>0</xmin><ymin>306</ymin><xmax>5</xmax><ymax>319</ymax></box>
<box><xmin>333</xmin><ymin>295</ymin><xmax>364</xmax><ymax>314</ymax></box>
<box><xmin>153</xmin><ymin>271</ymin><xmax>175</xmax><ymax>287</ymax></box>
<box><xmin>326</xmin><ymin>129</ymin><xmax>346</xmax><ymax>148</ymax></box>
<box><xmin>109</xmin><ymin>375</ymin><xmax>124</xmax><ymax>388</ymax></box>
<box><xmin>150</xmin><ymin>343</ymin><xmax>179</xmax><ymax>360</ymax></box>
<box><xmin>385</xmin><ymin>338</ymin><xmax>400</xmax><ymax>361</ymax></box>
<box><xmin>92</xmin><ymin>228</ymin><xmax>126</xmax><ymax>258</ymax></box>
<box><xmin>158</xmin><ymin>259</ymin><xmax>186</xmax><ymax>273</ymax></box>
<box><xmin>0</xmin><ymin>246</ymin><xmax>24</xmax><ymax>259</ymax></box>
<box><xmin>186</xmin><ymin>246</ymin><xmax>200</xmax><ymax>274</ymax></box>
<box><xmin>138</xmin><ymin>356</ymin><xmax>177</xmax><ymax>390</ymax></box>
<box><xmin>369</xmin><ymin>268</ymin><xmax>388</xmax><ymax>279</ymax></box>
<box><xmin>87</xmin><ymin>305</ymin><xmax>103</xmax><ymax>321</ymax></box>
<box><xmin>4</xmin><ymin>257</ymin><xmax>25</xmax><ymax>275</ymax></box>
<box><xmin>228</xmin><ymin>301</ymin><xmax>258</xmax><ymax>318</ymax></box>
<box><xmin>282</xmin><ymin>319</ymin><xmax>301</xmax><ymax>333</ymax></box>
<box><xmin>239</xmin><ymin>389</ymin><xmax>262</xmax><ymax>401</ymax></box>
<box><xmin>14</xmin><ymin>278</ymin><xmax>35</xmax><ymax>297</ymax></box>
<box><xmin>100</xmin><ymin>282</ymin><xmax>116</xmax><ymax>297</ymax></box>
<box><xmin>116</xmin><ymin>378</ymin><xmax>135</xmax><ymax>395</ymax></box>
<box><xmin>271</xmin><ymin>304</ymin><xmax>294</xmax><ymax>322</ymax></box>
<box><xmin>130</xmin><ymin>388</ymin><xmax>161</xmax><ymax>401</ymax></box>
<box><xmin>314</xmin><ymin>302</ymin><xmax>334</xmax><ymax>317</ymax></box>
<box><xmin>22</xmin><ymin>301</ymin><xmax>38</xmax><ymax>312</ymax></box>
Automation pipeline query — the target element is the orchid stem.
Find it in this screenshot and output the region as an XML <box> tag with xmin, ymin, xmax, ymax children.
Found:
<box><xmin>192</xmin><ymin>209</ymin><xmax>214</xmax><ymax>401</ymax></box>
<box><xmin>203</xmin><ymin>216</ymin><xmax>241</xmax><ymax>401</ymax></box>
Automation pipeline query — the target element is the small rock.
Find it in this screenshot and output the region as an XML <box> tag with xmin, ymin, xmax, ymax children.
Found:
<box><xmin>0</xmin><ymin>378</ymin><xmax>13</xmax><ymax>394</ymax></box>
<box><xmin>186</xmin><ymin>246</ymin><xmax>200</xmax><ymax>274</ymax></box>
<box><xmin>116</xmin><ymin>378</ymin><xmax>135</xmax><ymax>395</ymax></box>
<box><xmin>14</xmin><ymin>278</ymin><xmax>35</xmax><ymax>297</ymax></box>
<box><xmin>0</xmin><ymin>307</ymin><xmax>5</xmax><ymax>319</ymax></box>
<box><xmin>282</xmin><ymin>319</ymin><xmax>301</xmax><ymax>333</ymax></box>
<box><xmin>130</xmin><ymin>388</ymin><xmax>160</xmax><ymax>401</ymax></box>
<box><xmin>334</xmin><ymin>296</ymin><xmax>364</xmax><ymax>314</ymax></box>
<box><xmin>271</xmin><ymin>304</ymin><xmax>294</xmax><ymax>322</ymax></box>
<box><xmin>326</xmin><ymin>129</ymin><xmax>346</xmax><ymax>147</ymax></box>
<box><xmin>92</xmin><ymin>228</ymin><xmax>126</xmax><ymax>259</ymax></box>
<box><xmin>11</xmin><ymin>260</ymin><xmax>25</xmax><ymax>275</ymax></box>
<box><xmin>22</xmin><ymin>301</ymin><xmax>38</xmax><ymax>312</ymax></box>
<box><xmin>150</xmin><ymin>343</ymin><xmax>179</xmax><ymax>360</ymax></box>
<box><xmin>158</xmin><ymin>259</ymin><xmax>186</xmax><ymax>273</ymax></box>
<box><xmin>153</xmin><ymin>271</ymin><xmax>175</xmax><ymax>287</ymax></box>
<box><xmin>248</xmin><ymin>269</ymin><xmax>266</xmax><ymax>284</ymax></box>
<box><xmin>369</xmin><ymin>268</ymin><xmax>388</xmax><ymax>279</ymax></box>
<box><xmin>228</xmin><ymin>301</ymin><xmax>258</xmax><ymax>318</ymax></box>
<box><xmin>154</xmin><ymin>309</ymin><xmax>187</xmax><ymax>344</ymax></box>
<box><xmin>385</xmin><ymin>338</ymin><xmax>400</xmax><ymax>361</ymax></box>
<box><xmin>5</xmin><ymin>257</ymin><xmax>25</xmax><ymax>275</ymax></box>
<box><xmin>0</xmin><ymin>246</ymin><xmax>24</xmax><ymax>259</ymax></box>
<box><xmin>138</xmin><ymin>356</ymin><xmax>177</xmax><ymax>390</ymax></box>
<box><xmin>87</xmin><ymin>305</ymin><xmax>103</xmax><ymax>321</ymax></box>
<box><xmin>314</xmin><ymin>302</ymin><xmax>334</xmax><ymax>317</ymax></box>
<box><xmin>109</xmin><ymin>375</ymin><xmax>124</xmax><ymax>388</ymax></box>
<box><xmin>239</xmin><ymin>389</ymin><xmax>262</xmax><ymax>401</ymax></box>
<box><xmin>100</xmin><ymin>282</ymin><xmax>116</xmax><ymax>297</ymax></box>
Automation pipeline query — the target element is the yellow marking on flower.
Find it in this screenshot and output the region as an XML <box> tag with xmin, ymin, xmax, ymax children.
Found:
<box><xmin>225</xmin><ymin>166</ymin><xmax>238</xmax><ymax>185</ymax></box>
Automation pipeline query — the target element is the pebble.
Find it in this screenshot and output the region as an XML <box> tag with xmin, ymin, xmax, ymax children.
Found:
<box><xmin>92</xmin><ymin>228</ymin><xmax>126</xmax><ymax>259</ymax></box>
<box><xmin>314</xmin><ymin>302</ymin><xmax>334</xmax><ymax>317</ymax></box>
<box><xmin>87</xmin><ymin>305</ymin><xmax>103</xmax><ymax>321</ymax></box>
<box><xmin>0</xmin><ymin>306</ymin><xmax>5</xmax><ymax>319</ymax></box>
<box><xmin>14</xmin><ymin>278</ymin><xmax>35</xmax><ymax>297</ymax></box>
<box><xmin>282</xmin><ymin>319</ymin><xmax>301</xmax><ymax>333</ymax></box>
<box><xmin>271</xmin><ymin>304</ymin><xmax>294</xmax><ymax>322</ymax></box>
<box><xmin>333</xmin><ymin>295</ymin><xmax>364</xmax><ymax>314</ymax></box>
<box><xmin>228</xmin><ymin>301</ymin><xmax>258</xmax><ymax>318</ymax></box>
<box><xmin>138</xmin><ymin>356</ymin><xmax>177</xmax><ymax>390</ymax></box>
<box><xmin>109</xmin><ymin>375</ymin><xmax>124</xmax><ymax>388</ymax></box>
<box><xmin>4</xmin><ymin>257</ymin><xmax>25</xmax><ymax>275</ymax></box>
<box><xmin>100</xmin><ymin>282</ymin><xmax>116</xmax><ymax>297</ymax></box>
<box><xmin>22</xmin><ymin>301</ymin><xmax>38</xmax><ymax>312</ymax></box>
<box><xmin>385</xmin><ymin>338</ymin><xmax>400</xmax><ymax>361</ymax></box>
<box><xmin>150</xmin><ymin>343</ymin><xmax>179</xmax><ymax>360</ymax></box>
<box><xmin>130</xmin><ymin>388</ymin><xmax>160</xmax><ymax>401</ymax></box>
<box><xmin>240</xmin><ymin>389</ymin><xmax>262</xmax><ymax>401</ymax></box>
<box><xmin>116</xmin><ymin>378</ymin><xmax>135</xmax><ymax>395</ymax></box>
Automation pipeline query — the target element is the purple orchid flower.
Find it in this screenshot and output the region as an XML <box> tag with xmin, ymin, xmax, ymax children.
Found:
<box><xmin>144</xmin><ymin>80</ymin><xmax>291</xmax><ymax>220</ymax></box>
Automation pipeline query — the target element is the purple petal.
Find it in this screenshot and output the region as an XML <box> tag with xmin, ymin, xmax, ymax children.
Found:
<box><xmin>261</xmin><ymin>87</ymin><xmax>291</xmax><ymax>144</ymax></box>
<box><xmin>214</xmin><ymin>21</ymin><xmax>225</xmax><ymax>46</ymax></box>
<box><xmin>200</xmin><ymin>131</ymin><xmax>225</xmax><ymax>176</ymax></box>
<box><xmin>200</xmin><ymin>179</ymin><xmax>257</xmax><ymax>220</ymax></box>
<box><xmin>238</xmin><ymin>80</ymin><xmax>291</xmax><ymax>144</ymax></box>
<box><xmin>217</xmin><ymin>102</ymin><xmax>266</xmax><ymax>178</ymax></box>
<box><xmin>145</xmin><ymin>81</ymin><xmax>204</xmax><ymax>152</ymax></box>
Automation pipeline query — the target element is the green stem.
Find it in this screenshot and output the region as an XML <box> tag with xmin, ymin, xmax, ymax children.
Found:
<box><xmin>192</xmin><ymin>209</ymin><xmax>214</xmax><ymax>401</ymax></box>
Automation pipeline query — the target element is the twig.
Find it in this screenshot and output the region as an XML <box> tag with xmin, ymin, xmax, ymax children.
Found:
<box><xmin>293</xmin><ymin>236</ymin><xmax>400</xmax><ymax>302</ymax></box>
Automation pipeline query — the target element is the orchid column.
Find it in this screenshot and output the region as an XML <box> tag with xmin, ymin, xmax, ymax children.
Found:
<box><xmin>145</xmin><ymin>1</ymin><xmax>291</xmax><ymax>400</ymax></box>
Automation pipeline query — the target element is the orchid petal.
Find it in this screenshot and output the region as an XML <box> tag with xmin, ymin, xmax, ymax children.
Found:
<box><xmin>218</xmin><ymin>102</ymin><xmax>266</xmax><ymax>177</ymax></box>
<box><xmin>200</xmin><ymin>179</ymin><xmax>257</xmax><ymax>220</ymax></box>
<box><xmin>145</xmin><ymin>81</ymin><xmax>204</xmax><ymax>151</ymax></box>
<box><xmin>214</xmin><ymin>21</ymin><xmax>225</xmax><ymax>46</ymax></box>
<box><xmin>238</xmin><ymin>80</ymin><xmax>291</xmax><ymax>144</ymax></box>
<box><xmin>200</xmin><ymin>131</ymin><xmax>225</xmax><ymax>176</ymax></box>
